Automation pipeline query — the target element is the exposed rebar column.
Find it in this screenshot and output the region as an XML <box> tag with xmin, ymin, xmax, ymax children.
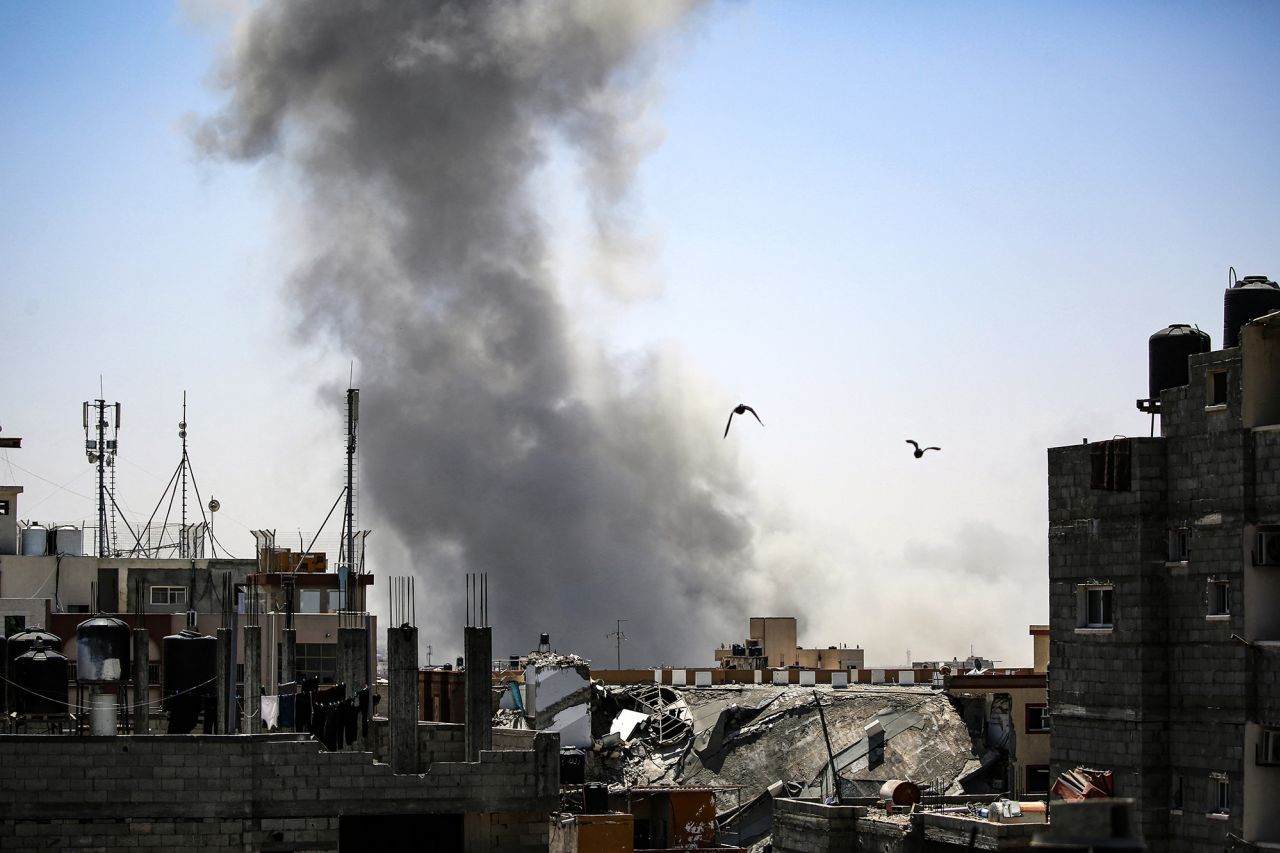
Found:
<box><xmin>215</xmin><ymin>627</ymin><xmax>232</xmax><ymax>734</ymax></box>
<box><xmin>336</xmin><ymin>626</ymin><xmax>369</xmax><ymax>749</ymax></box>
<box><xmin>243</xmin><ymin>625</ymin><xmax>262</xmax><ymax>734</ymax></box>
<box><xmin>132</xmin><ymin>627</ymin><xmax>150</xmax><ymax>734</ymax></box>
<box><xmin>464</xmin><ymin>626</ymin><xmax>492</xmax><ymax>762</ymax></box>
<box><xmin>388</xmin><ymin>625</ymin><xmax>419</xmax><ymax>773</ymax></box>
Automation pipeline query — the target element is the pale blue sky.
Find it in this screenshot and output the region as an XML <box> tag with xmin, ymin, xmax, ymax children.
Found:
<box><xmin>4</xmin><ymin>2</ymin><xmax>1280</xmax><ymax>665</ymax></box>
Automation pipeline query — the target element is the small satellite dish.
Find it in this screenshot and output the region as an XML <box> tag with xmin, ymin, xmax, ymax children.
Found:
<box><xmin>208</xmin><ymin>498</ymin><xmax>220</xmax><ymax>513</ymax></box>
<box><xmin>87</xmin><ymin>452</ymin><xmax>98</xmax><ymax>464</ymax></box>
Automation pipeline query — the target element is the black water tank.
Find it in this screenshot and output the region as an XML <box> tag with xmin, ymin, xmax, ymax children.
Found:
<box><xmin>583</xmin><ymin>782</ymin><xmax>609</xmax><ymax>814</ymax></box>
<box><xmin>9</xmin><ymin>627</ymin><xmax>63</xmax><ymax>661</ymax></box>
<box><xmin>76</xmin><ymin>616</ymin><xmax>132</xmax><ymax>684</ymax></box>
<box><xmin>162</xmin><ymin>629</ymin><xmax>217</xmax><ymax>709</ymax></box>
<box><xmin>1224</xmin><ymin>275</ymin><xmax>1280</xmax><ymax>348</ymax></box>
<box><xmin>560</xmin><ymin>749</ymin><xmax>586</xmax><ymax>785</ymax></box>
<box><xmin>13</xmin><ymin>643</ymin><xmax>69</xmax><ymax>716</ymax></box>
<box><xmin>1149</xmin><ymin>325</ymin><xmax>1211</xmax><ymax>399</ymax></box>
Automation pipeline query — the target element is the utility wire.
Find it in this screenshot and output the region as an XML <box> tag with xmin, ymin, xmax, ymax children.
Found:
<box><xmin>0</xmin><ymin>675</ymin><xmax>217</xmax><ymax>711</ymax></box>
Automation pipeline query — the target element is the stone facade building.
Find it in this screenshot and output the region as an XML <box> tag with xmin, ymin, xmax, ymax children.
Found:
<box><xmin>1047</xmin><ymin>310</ymin><xmax>1280</xmax><ymax>849</ymax></box>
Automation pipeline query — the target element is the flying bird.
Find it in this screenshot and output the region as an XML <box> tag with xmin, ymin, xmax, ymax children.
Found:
<box><xmin>906</xmin><ymin>439</ymin><xmax>941</xmax><ymax>458</ymax></box>
<box><xmin>724</xmin><ymin>404</ymin><xmax>764</xmax><ymax>438</ymax></box>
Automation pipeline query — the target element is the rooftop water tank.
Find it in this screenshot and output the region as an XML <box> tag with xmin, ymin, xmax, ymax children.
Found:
<box><xmin>20</xmin><ymin>524</ymin><xmax>47</xmax><ymax>556</ymax></box>
<box><xmin>76</xmin><ymin>616</ymin><xmax>131</xmax><ymax>683</ymax></box>
<box><xmin>13</xmin><ymin>641</ymin><xmax>69</xmax><ymax>716</ymax></box>
<box><xmin>51</xmin><ymin>525</ymin><xmax>83</xmax><ymax>556</ymax></box>
<box><xmin>1148</xmin><ymin>324</ymin><xmax>1211</xmax><ymax>400</ymax></box>
<box><xmin>162</xmin><ymin>629</ymin><xmax>217</xmax><ymax>710</ymax></box>
<box><xmin>1224</xmin><ymin>274</ymin><xmax>1280</xmax><ymax>348</ymax></box>
<box><xmin>9</xmin><ymin>627</ymin><xmax>63</xmax><ymax>663</ymax></box>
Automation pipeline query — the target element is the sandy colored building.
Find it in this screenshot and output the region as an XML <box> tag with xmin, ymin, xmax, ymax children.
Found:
<box><xmin>714</xmin><ymin>616</ymin><xmax>864</xmax><ymax>670</ymax></box>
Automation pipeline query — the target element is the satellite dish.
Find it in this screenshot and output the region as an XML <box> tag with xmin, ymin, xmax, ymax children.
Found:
<box><xmin>208</xmin><ymin>498</ymin><xmax>220</xmax><ymax>513</ymax></box>
<box><xmin>87</xmin><ymin>452</ymin><xmax>98</xmax><ymax>464</ymax></box>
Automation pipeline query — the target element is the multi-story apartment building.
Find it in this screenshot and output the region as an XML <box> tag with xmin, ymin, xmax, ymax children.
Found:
<box><xmin>1048</xmin><ymin>299</ymin><xmax>1280</xmax><ymax>849</ymax></box>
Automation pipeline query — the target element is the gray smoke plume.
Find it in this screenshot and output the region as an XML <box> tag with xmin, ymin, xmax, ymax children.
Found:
<box><xmin>199</xmin><ymin>0</ymin><xmax>760</xmax><ymax>664</ymax></box>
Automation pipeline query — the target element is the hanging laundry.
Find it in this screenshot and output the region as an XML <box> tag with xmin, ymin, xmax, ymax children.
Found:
<box><xmin>261</xmin><ymin>695</ymin><xmax>279</xmax><ymax>731</ymax></box>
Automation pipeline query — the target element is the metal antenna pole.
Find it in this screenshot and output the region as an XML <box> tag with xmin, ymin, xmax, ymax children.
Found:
<box><xmin>96</xmin><ymin>400</ymin><xmax>107</xmax><ymax>557</ymax></box>
<box><xmin>180</xmin><ymin>392</ymin><xmax>188</xmax><ymax>559</ymax></box>
<box><xmin>343</xmin><ymin>388</ymin><xmax>358</xmax><ymax>609</ymax></box>
<box><xmin>607</xmin><ymin>619</ymin><xmax>628</xmax><ymax>670</ymax></box>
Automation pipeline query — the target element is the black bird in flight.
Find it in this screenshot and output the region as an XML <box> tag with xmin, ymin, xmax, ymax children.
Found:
<box><xmin>724</xmin><ymin>404</ymin><xmax>764</xmax><ymax>438</ymax></box>
<box><xmin>906</xmin><ymin>439</ymin><xmax>941</xmax><ymax>458</ymax></box>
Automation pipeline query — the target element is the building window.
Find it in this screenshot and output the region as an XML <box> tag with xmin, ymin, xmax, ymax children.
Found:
<box><xmin>1209</xmin><ymin>370</ymin><xmax>1228</xmax><ymax>406</ymax></box>
<box><xmin>1259</xmin><ymin>729</ymin><xmax>1280</xmax><ymax>766</ymax></box>
<box><xmin>1255</xmin><ymin>529</ymin><xmax>1280</xmax><ymax>565</ymax></box>
<box><xmin>1025</xmin><ymin>766</ymin><xmax>1050</xmax><ymax>794</ymax></box>
<box><xmin>1208</xmin><ymin>580</ymin><xmax>1230</xmax><ymax>617</ymax></box>
<box><xmin>1172</xmin><ymin>776</ymin><xmax>1183</xmax><ymax>811</ymax></box>
<box><xmin>1089</xmin><ymin>440</ymin><xmax>1131</xmax><ymax>491</ymax></box>
<box><xmin>4</xmin><ymin>615</ymin><xmax>25</xmax><ymax>638</ymax></box>
<box><xmin>1168</xmin><ymin>528</ymin><xmax>1190</xmax><ymax>562</ymax></box>
<box><xmin>1077</xmin><ymin>585</ymin><xmax>1114</xmax><ymax>629</ymax></box>
<box><xmin>1025</xmin><ymin>704</ymin><xmax>1050</xmax><ymax>733</ymax></box>
<box><xmin>150</xmin><ymin>586</ymin><xmax>186</xmax><ymax>607</ymax></box>
<box><xmin>294</xmin><ymin>642</ymin><xmax>338</xmax><ymax>684</ymax></box>
<box><xmin>147</xmin><ymin>663</ymin><xmax>160</xmax><ymax>685</ymax></box>
<box><xmin>1211</xmin><ymin>774</ymin><xmax>1230</xmax><ymax>815</ymax></box>
<box><xmin>0</xmin><ymin>499</ymin><xmax>8</xmax><ymax>515</ymax></box>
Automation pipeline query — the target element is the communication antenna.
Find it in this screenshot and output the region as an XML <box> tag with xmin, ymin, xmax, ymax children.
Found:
<box><xmin>607</xmin><ymin>619</ymin><xmax>628</xmax><ymax>670</ymax></box>
<box><xmin>179</xmin><ymin>392</ymin><xmax>188</xmax><ymax>558</ymax></box>
<box><xmin>341</xmin><ymin>386</ymin><xmax>360</xmax><ymax>610</ymax></box>
<box><xmin>83</xmin><ymin>396</ymin><xmax>121</xmax><ymax>557</ymax></box>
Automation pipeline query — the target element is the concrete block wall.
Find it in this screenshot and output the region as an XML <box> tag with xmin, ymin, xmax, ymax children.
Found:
<box><xmin>772</xmin><ymin>799</ymin><xmax>862</xmax><ymax>853</ymax></box>
<box><xmin>1046</xmin><ymin>345</ymin><xmax>1280</xmax><ymax>851</ymax></box>
<box><xmin>0</xmin><ymin>731</ymin><xmax>559</xmax><ymax>852</ymax></box>
<box><xmin>771</xmin><ymin>799</ymin><xmax>1039</xmax><ymax>853</ymax></box>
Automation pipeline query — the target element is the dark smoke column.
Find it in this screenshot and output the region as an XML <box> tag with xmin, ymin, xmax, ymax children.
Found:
<box><xmin>198</xmin><ymin>0</ymin><xmax>759</xmax><ymax>664</ymax></box>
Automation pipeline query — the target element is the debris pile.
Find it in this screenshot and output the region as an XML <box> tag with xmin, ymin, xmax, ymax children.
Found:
<box><xmin>1050</xmin><ymin>766</ymin><xmax>1114</xmax><ymax>801</ymax></box>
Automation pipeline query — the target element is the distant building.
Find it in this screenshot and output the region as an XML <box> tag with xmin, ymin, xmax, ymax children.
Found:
<box><xmin>1048</xmin><ymin>301</ymin><xmax>1280</xmax><ymax>849</ymax></box>
<box><xmin>0</xmin><ymin>466</ymin><xmax>374</xmax><ymax>720</ymax></box>
<box><xmin>945</xmin><ymin>626</ymin><xmax>1049</xmax><ymax>798</ymax></box>
<box><xmin>714</xmin><ymin>616</ymin><xmax>864</xmax><ymax>671</ymax></box>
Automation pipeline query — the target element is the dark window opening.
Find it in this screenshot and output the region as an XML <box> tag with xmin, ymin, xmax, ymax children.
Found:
<box><xmin>1172</xmin><ymin>776</ymin><xmax>1183</xmax><ymax>810</ymax></box>
<box><xmin>1256</xmin><ymin>530</ymin><xmax>1280</xmax><ymax>565</ymax></box>
<box><xmin>1212</xmin><ymin>775</ymin><xmax>1230</xmax><ymax>815</ymax></box>
<box><xmin>0</xmin><ymin>499</ymin><xmax>9</xmax><ymax>516</ymax></box>
<box><xmin>4</xmin><ymin>615</ymin><xmax>25</xmax><ymax>638</ymax></box>
<box><xmin>1081</xmin><ymin>586</ymin><xmax>1114</xmax><ymax>628</ymax></box>
<box><xmin>1090</xmin><ymin>440</ymin><xmax>1131</xmax><ymax>491</ymax></box>
<box><xmin>1209</xmin><ymin>581</ymin><xmax>1230</xmax><ymax>617</ymax></box>
<box><xmin>1025</xmin><ymin>704</ymin><xmax>1050</xmax><ymax>733</ymax></box>
<box><xmin>1210</xmin><ymin>370</ymin><xmax>1228</xmax><ymax>406</ymax></box>
<box><xmin>1168</xmin><ymin>528</ymin><xmax>1191</xmax><ymax>562</ymax></box>
<box><xmin>1026</xmin><ymin>766</ymin><xmax>1051</xmax><ymax>794</ymax></box>
<box><xmin>1258</xmin><ymin>729</ymin><xmax>1280</xmax><ymax>766</ymax></box>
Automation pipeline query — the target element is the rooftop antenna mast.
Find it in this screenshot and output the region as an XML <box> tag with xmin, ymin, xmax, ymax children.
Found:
<box><xmin>341</xmin><ymin>384</ymin><xmax>360</xmax><ymax>611</ymax></box>
<box><xmin>83</xmin><ymin>392</ymin><xmax>120</xmax><ymax>558</ymax></box>
<box><xmin>179</xmin><ymin>392</ymin><xmax>189</xmax><ymax>558</ymax></box>
<box><xmin>607</xmin><ymin>619</ymin><xmax>628</xmax><ymax>670</ymax></box>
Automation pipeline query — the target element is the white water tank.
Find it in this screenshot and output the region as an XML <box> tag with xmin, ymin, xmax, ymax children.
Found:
<box><xmin>90</xmin><ymin>692</ymin><xmax>117</xmax><ymax>736</ymax></box>
<box><xmin>52</xmin><ymin>525</ymin><xmax>83</xmax><ymax>556</ymax></box>
<box><xmin>20</xmin><ymin>524</ymin><xmax>47</xmax><ymax>556</ymax></box>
